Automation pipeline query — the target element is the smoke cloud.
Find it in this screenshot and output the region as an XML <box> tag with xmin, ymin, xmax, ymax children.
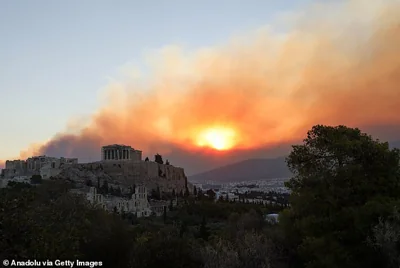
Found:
<box><xmin>3</xmin><ymin>0</ymin><xmax>400</xmax><ymax>174</ymax></box>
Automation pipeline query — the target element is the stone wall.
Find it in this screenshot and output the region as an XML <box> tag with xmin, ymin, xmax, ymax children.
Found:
<box><xmin>53</xmin><ymin>160</ymin><xmax>189</xmax><ymax>193</ymax></box>
<box><xmin>2</xmin><ymin>156</ymin><xmax>78</xmax><ymax>179</ymax></box>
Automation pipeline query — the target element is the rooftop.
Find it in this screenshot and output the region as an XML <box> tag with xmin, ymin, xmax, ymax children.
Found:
<box><xmin>102</xmin><ymin>144</ymin><xmax>133</xmax><ymax>149</ymax></box>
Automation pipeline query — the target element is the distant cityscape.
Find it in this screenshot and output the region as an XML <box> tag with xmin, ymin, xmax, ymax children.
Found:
<box><xmin>192</xmin><ymin>177</ymin><xmax>290</xmax><ymax>194</ymax></box>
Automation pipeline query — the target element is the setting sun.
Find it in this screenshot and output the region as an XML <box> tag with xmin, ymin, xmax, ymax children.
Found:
<box><xmin>196</xmin><ymin>127</ymin><xmax>237</xmax><ymax>151</ymax></box>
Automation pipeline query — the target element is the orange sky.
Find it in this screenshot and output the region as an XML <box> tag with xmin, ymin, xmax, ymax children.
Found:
<box><xmin>1</xmin><ymin>0</ymin><xmax>400</xmax><ymax>170</ymax></box>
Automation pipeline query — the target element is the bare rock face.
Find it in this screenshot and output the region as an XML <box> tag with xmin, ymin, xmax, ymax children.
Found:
<box><xmin>53</xmin><ymin>161</ymin><xmax>188</xmax><ymax>193</ymax></box>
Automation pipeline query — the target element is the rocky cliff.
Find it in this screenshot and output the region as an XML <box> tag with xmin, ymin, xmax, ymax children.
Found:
<box><xmin>53</xmin><ymin>160</ymin><xmax>189</xmax><ymax>193</ymax></box>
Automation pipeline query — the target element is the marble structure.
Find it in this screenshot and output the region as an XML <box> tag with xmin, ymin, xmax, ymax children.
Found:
<box><xmin>86</xmin><ymin>185</ymin><xmax>154</xmax><ymax>217</ymax></box>
<box><xmin>101</xmin><ymin>144</ymin><xmax>142</xmax><ymax>162</ymax></box>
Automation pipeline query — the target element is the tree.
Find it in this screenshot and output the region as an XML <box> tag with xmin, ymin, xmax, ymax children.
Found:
<box><xmin>116</xmin><ymin>187</ymin><xmax>122</xmax><ymax>197</ymax></box>
<box><xmin>206</xmin><ymin>189</ymin><xmax>216</xmax><ymax>200</ymax></box>
<box><xmin>282</xmin><ymin>125</ymin><xmax>400</xmax><ymax>268</ymax></box>
<box><xmin>199</xmin><ymin>216</ymin><xmax>210</xmax><ymax>241</ymax></box>
<box><xmin>109</xmin><ymin>186</ymin><xmax>115</xmax><ymax>195</ymax></box>
<box><xmin>163</xmin><ymin>206</ymin><xmax>167</xmax><ymax>223</ymax></box>
<box><xmin>157</xmin><ymin>186</ymin><xmax>161</xmax><ymax>199</ymax></box>
<box><xmin>193</xmin><ymin>187</ymin><xmax>198</xmax><ymax>196</ymax></box>
<box><xmin>145</xmin><ymin>157</ymin><xmax>149</xmax><ymax>162</ymax></box>
<box><xmin>184</xmin><ymin>187</ymin><xmax>190</xmax><ymax>198</ymax></box>
<box><xmin>368</xmin><ymin>207</ymin><xmax>400</xmax><ymax>268</ymax></box>
<box><xmin>0</xmin><ymin>181</ymin><xmax>134</xmax><ymax>267</ymax></box>
<box><xmin>101</xmin><ymin>180</ymin><xmax>109</xmax><ymax>194</ymax></box>
<box><xmin>165</xmin><ymin>160</ymin><xmax>170</xmax><ymax>165</ymax></box>
<box><xmin>30</xmin><ymin>175</ymin><xmax>42</xmax><ymax>184</ymax></box>
<box><xmin>151</xmin><ymin>187</ymin><xmax>161</xmax><ymax>200</ymax></box>
<box><xmin>154</xmin><ymin>154</ymin><xmax>163</xmax><ymax>164</ymax></box>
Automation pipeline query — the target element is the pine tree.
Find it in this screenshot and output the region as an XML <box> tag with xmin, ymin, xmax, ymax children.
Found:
<box><xmin>184</xmin><ymin>187</ymin><xmax>190</xmax><ymax>198</ymax></box>
<box><xmin>199</xmin><ymin>216</ymin><xmax>210</xmax><ymax>241</ymax></box>
<box><xmin>101</xmin><ymin>180</ymin><xmax>109</xmax><ymax>194</ymax></box>
<box><xmin>154</xmin><ymin>154</ymin><xmax>163</xmax><ymax>164</ymax></box>
<box><xmin>163</xmin><ymin>206</ymin><xmax>167</xmax><ymax>223</ymax></box>
<box><xmin>193</xmin><ymin>186</ymin><xmax>198</xmax><ymax>196</ymax></box>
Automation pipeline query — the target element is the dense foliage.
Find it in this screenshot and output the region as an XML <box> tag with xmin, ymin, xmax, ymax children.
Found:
<box><xmin>1</xmin><ymin>125</ymin><xmax>400</xmax><ymax>268</ymax></box>
<box><xmin>282</xmin><ymin>125</ymin><xmax>400</xmax><ymax>268</ymax></box>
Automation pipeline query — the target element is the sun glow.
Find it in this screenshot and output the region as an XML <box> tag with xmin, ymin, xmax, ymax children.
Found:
<box><xmin>196</xmin><ymin>127</ymin><xmax>237</xmax><ymax>151</ymax></box>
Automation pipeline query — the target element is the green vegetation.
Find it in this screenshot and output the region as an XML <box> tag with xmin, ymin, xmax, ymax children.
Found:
<box><xmin>30</xmin><ymin>174</ymin><xmax>43</xmax><ymax>184</ymax></box>
<box><xmin>0</xmin><ymin>125</ymin><xmax>399</xmax><ymax>268</ymax></box>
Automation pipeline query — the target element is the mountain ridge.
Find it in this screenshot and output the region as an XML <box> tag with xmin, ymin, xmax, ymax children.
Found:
<box><xmin>188</xmin><ymin>156</ymin><xmax>291</xmax><ymax>183</ymax></box>
<box><xmin>189</xmin><ymin>140</ymin><xmax>400</xmax><ymax>183</ymax></box>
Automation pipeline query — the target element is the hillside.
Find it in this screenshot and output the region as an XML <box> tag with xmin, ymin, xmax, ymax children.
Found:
<box><xmin>189</xmin><ymin>140</ymin><xmax>400</xmax><ymax>183</ymax></box>
<box><xmin>188</xmin><ymin>157</ymin><xmax>292</xmax><ymax>183</ymax></box>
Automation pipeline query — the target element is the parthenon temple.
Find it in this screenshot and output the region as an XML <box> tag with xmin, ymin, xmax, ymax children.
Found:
<box><xmin>101</xmin><ymin>144</ymin><xmax>142</xmax><ymax>162</ymax></box>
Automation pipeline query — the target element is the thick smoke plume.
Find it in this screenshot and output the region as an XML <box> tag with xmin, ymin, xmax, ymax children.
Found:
<box><xmin>3</xmin><ymin>0</ymin><xmax>400</xmax><ymax>173</ymax></box>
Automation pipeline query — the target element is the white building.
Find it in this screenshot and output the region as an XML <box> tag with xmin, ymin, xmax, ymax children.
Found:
<box><xmin>86</xmin><ymin>185</ymin><xmax>152</xmax><ymax>217</ymax></box>
<box><xmin>265</xmin><ymin>213</ymin><xmax>279</xmax><ymax>224</ymax></box>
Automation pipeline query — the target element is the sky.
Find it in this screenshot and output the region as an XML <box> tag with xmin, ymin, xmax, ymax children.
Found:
<box><xmin>1</xmin><ymin>0</ymin><xmax>400</xmax><ymax>175</ymax></box>
<box><xmin>1</xmin><ymin>0</ymin><xmax>312</xmax><ymax>159</ymax></box>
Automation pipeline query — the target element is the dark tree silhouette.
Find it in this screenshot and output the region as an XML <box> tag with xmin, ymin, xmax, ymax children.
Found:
<box><xmin>154</xmin><ymin>154</ymin><xmax>164</xmax><ymax>164</ymax></box>
<box><xmin>30</xmin><ymin>175</ymin><xmax>42</xmax><ymax>184</ymax></box>
<box><xmin>282</xmin><ymin>125</ymin><xmax>400</xmax><ymax>268</ymax></box>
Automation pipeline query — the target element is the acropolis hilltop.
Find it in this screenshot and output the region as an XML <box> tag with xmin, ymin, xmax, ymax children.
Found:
<box><xmin>0</xmin><ymin>144</ymin><xmax>191</xmax><ymax>194</ymax></box>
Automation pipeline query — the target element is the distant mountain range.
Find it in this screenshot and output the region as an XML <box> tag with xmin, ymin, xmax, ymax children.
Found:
<box><xmin>189</xmin><ymin>140</ymin><xmax>400</xmax><ymax>183</ymax></box>
<box><xmin>188</xmin><ymin>157</ymin><xmax>292</xmax><ymax>183</ymax></box>
<box><xmin>390</xmin><ymin>140</ymin><xmax>400</xmax><ymax>149</ymax></box>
